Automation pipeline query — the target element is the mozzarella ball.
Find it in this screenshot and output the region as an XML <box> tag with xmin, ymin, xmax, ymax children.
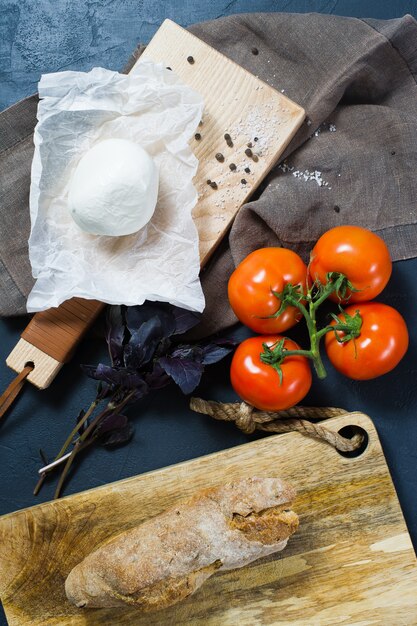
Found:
<box><xmin>68</xmin><ymin>139</ymin><xmax>159</xmax><ymax>236</ymax></box>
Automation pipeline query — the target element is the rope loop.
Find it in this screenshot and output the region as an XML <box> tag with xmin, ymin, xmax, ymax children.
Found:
<box><xmin>190</xmin><ymin>398</ymin><xmax>363</xmax><ymax>453</ymax></box>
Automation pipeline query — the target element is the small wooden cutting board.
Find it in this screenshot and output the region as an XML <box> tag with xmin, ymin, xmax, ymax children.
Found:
<box><xmin>6</xmin><ymin>18</ymin><xmax>305</xmax><ymax>390</ymax></box>
<box><xmin>0</xmin><ymin>412</ymin><xmax>416</xmax><ymax>625</ymax></box>
<box><xmin>139</xmin><ymin>19</ymin><xmax>305</xmax><ymax>265</ymax></box>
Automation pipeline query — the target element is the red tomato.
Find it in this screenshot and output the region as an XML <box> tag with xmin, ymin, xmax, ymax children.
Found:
<box><xmin>228</xmin><ymin>248</ymin><xmax>308</xmax><ymax>333</ymax></box>
<box><xmin>230</xmin><ymin>335</ymin><xmax>312</xmax><ymax>411</ymax></box>
<box><xmin>309</xmin><ymin>225</ymin><xmax>392</xmax><ymax>302</ymax></box>
<box><xmin>325</xmin><ymin>302</ymin><xmax>408</xmax><ymax>380</ymax></box>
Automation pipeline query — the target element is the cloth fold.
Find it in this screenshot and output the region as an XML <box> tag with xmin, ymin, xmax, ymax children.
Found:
<box><xmin>1</xmin><ymin>13</ymin><xmax>416</xmax><ymax>335</ymax></box>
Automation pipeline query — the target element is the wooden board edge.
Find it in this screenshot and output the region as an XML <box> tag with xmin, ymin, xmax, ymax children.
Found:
<box><xmin>141</xmin><ymin>18</ymin><xmax>305</xmax><ymax>268</ymax></box>
<box><xmin>0</xmin><ymin>411</ymin><xmax>377</xmax><ymax>526</ymax></box>
<box><xmin>151</xmin><ymin>20</ymin><xmax>306</xmax><ymax>119</ymax></box>
<box><xmin>197</xmin><ymin>107</ymin><xmax>305</xmax><ymax>268</ymax></box>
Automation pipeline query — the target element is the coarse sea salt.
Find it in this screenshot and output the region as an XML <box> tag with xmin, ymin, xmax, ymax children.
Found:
<box><xmin>278</xmin><ymin>160</ymin><xmax>332</xmax><ymax>189</ymax></box>
<box><xmin>278</xmin><ymin>161</ymin><xmax>294</xmax><ymax>173</ymax></box>
<box><xmin>229</xmin><ymin>102</ymin><xmax>285</xmax><ymax>157</ymax></box>
<box><xmin>198</xmin><ymin>101</ymin><xmax>294</xmax><ymax>214</ymax></box>
<box><xmin>292</xmin><ymin>169</ymin><xmax>331</xmax><ymax>189</ymax></box>
<box><xmin>311</xmin><ymin>121</ymin><xmax>337</xmax><ymax>138</ymax></box>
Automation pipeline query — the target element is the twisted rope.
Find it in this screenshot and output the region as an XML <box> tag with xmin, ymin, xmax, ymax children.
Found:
<box><xmin>190</xmin><ymin>399</ymin><xmax>363</xmax><ymax>453</ymax></box>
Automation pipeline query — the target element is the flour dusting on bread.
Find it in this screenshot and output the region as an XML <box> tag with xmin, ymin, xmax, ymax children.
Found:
<box><xmin>65</xmin><ymin>477</ymin><xmax>298</xmax><ymax>611</ymax></box>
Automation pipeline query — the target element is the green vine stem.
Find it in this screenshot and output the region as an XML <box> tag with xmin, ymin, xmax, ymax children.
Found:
<box><xmin>34</xmin><ymin>388</ymin><xmax>137</xmax><ymax>499</ymax></box>
<box><xmin>33</xmin><ymin>397</ymin><xmax>101</xmax><ymax>496</ymax></box>
<box><xmin>52</xmin><ymin>388</ymin><xmax>137</xmax><ymax>499</ymax></box>
<box><xmin>262</xmin><ymin>272</ymin><xmax>362</xmax><ymax>379</ymax></box>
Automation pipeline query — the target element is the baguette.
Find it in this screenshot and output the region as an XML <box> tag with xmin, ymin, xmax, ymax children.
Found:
<box><xmin>65</xmin><ymin>476</ymin><xmax>298</xmax><ymax>612</ymax></box>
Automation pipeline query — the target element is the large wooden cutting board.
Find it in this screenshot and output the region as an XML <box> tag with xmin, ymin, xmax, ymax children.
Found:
<box><xmin>0</xmin><ymin>412</ymin><xmax>416</xmax><ymax>625</ymax></box>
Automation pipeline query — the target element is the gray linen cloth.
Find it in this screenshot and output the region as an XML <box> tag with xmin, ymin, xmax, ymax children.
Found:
<box><xmin>1</xmin><ymin>13</ymin><xmax>416</xmax><ymax>335</ymax></box>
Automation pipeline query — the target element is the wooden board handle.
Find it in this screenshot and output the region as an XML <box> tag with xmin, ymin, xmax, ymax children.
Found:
<box><xmin>21</xmin><ymin>298</ymin><xmax>104</xmax><ymax>363</ymax></box>
<box><xmin>7</xmin><ymin>299</ymin><xmax>105</xmax><ymax>389</ymax></box>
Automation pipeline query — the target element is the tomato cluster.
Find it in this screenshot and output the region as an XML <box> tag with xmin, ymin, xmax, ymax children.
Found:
<box><xmin>228</xmin><ymin>226</ymin><xmax>408</xmax><ymax>411</ymax></box>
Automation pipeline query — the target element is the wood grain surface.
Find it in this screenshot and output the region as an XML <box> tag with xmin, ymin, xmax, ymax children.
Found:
<box><xmin>0</xmin><ymin>412</ymin><xmax>416</xmax><ymax>625</ymax></box>
<box><xmin>140</xmin><ymin>19</ymin><xmax>305</xmax><ymax>265</ymax></box>
<box><xmin>7</xmin><ymin>299</ymin><xmax>104</xmax><ymax>389</ymax></box>
<box><xmin>6</xmin><ymin>19</ymin><xmax>304</xmax><ymax>390</ymax></box>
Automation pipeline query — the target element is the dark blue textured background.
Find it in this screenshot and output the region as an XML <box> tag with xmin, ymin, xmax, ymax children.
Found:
<box><xmin>1</xmin><ymin>2</ymin><xmax>416</xmax><ymax>624</ymax></box>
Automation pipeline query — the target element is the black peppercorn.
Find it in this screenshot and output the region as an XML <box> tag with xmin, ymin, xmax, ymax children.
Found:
<box><xmin>206</xmin><ymin>179</ymin><xmax>211</xmax><ymax>185</ymax></box>
<box><xmin>224</xmin><ymin>133</ymin><xmax>233</xmax><ymax>147</ymax></box>
<box><xmin>247</xmin><ymin>142</ymin><xmax>253</xmax><ymax>148</ymax></box>
<box><xmin>187</xmin><ymin>56</ymin><xmax>195</xmax><ymax>64</ymax></box>
<box><xmin>215</xmin><ymin>153</ymin><xmax>225</xmax><ymax>163</ymax></box>
<box><xmin>245</xmin><ymin>148</ymin><xmax>253</xmax><ymax>157</ymax></box>
<box><xmin>241</xmin><ymin>178</ymin><xmax>247</xmax><ymax>184</ymax></box>
<box><xmin>194</xmin><ymin>133</ymin><xmax>201</xmax><ymax>140</ymax></box>
<box><xmin>210</xmin><ymin>181</ymin><xmax>218</xmax><ymax>189</ymax></box>
<box><xmin>244</xmin><ymin>167</ymin><xmax>250</xmax><ymax>173</ymax></box>
<box><xmin>254</xmin><ymin>137</ymin><xmax>259</xmax><ymax>142</ymax></box>
<box><xmin>229</xmin><ymin>163</ymin><xmax>237</xmax><ymax>171</ymax></box>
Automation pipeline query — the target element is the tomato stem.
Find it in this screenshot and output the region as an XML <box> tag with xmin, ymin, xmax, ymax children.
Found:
<box><xmin>307</xmin><ymin>288</ymin><xmax>328</xmax><ymax>379</ymax></box>
<box><xmin>268</xmin><ymin>272</ymin><xmax>362</xmax><ymax>380</ymax></box>
<box><xmin>310</xmin><ymin>348</ymin><xmax>327</xmax><ymax>378</ymax></box>
<box><xmin>316</xmin><ymin>325</ymin><xmax>335</xmax><ymax>340</ymax></box>
<box><xmin>276</xmin><ymin>349</ymin><xmax>313</xmax><ymax>358</ymax></box>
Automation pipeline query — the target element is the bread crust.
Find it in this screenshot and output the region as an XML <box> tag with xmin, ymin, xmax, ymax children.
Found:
<box><xmin>65</xmin><ymin>477</ymin><xmax>298</xmax><ymax>611</ymax></box>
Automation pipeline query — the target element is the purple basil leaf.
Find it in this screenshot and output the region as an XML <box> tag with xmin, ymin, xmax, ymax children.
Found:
<box><xmin>201</xmin><ymin>341</ymin><xmax>235</xmax><ymax>365</ymax></box>
<box><xmin>99</xmin><ymin>422</ymin><xmax>134</xmax><ymax>448</ymax></box>
<box><xmin>94</xmin><ymin>413</ymin><xmax>128</xmax><ymax>436</ymax></box>
<box><xmin>209</xmin><ymin>337</ymin><xmax>238</xmax><ymax>348</ymax></box>
<box><xmin>105</xmin><ymin>306</ymin><xmax>125</xmax><ymax>367</ymax></box>
<box><xmin>81</xmin><ymin>363</ymin><xmax>148</xmax><ymax>392</ymax></box>
<box><xmin>125</xmin><ymin>303</ymin><xmax>176</xmax><ymax>338</ymax></box>
<box><xmin>123</xmin><ymin>317</ymin><xmax>164</xmax><ymax>368</ymax></box>
<box><xmin>154</xmin><ymin>336</ymin><xmax>172</xmax><ymax>359</ymax></box>
<box><xmin>145</xmin><ymin>362</ymin><xmax>171</xmax><ymax>390</ymax></box>
<box><xmin>96</xmin><ymin>381</ymin><xmax>111</xmax><ymax>400</ymax></box>
<box><xmin>171</xmin><ymin>306</ymin><xmax>201</xmax><ymax>335</ymax></box>
<box><xmin>170</xmin><ymin>344</ymin><xmax>204</xmax><ymax>362</ymax></box>
<box><xmin>158</xmin><ymin>356</ymin><xmax>204</xmax><ymax>394</ymax></box>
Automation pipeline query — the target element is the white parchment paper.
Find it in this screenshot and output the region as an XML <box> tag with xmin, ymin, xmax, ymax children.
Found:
<box><xmin>27</xmin><ymin>59</ymin><xmax>205</xmax><ymax>313</ymax></box>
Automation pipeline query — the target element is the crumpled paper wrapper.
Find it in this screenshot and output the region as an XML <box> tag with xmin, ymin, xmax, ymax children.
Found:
<box><xmin>27</xmin><ymin>59</ymin><xmax>205</xmax><ymax>313</ymax></box>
